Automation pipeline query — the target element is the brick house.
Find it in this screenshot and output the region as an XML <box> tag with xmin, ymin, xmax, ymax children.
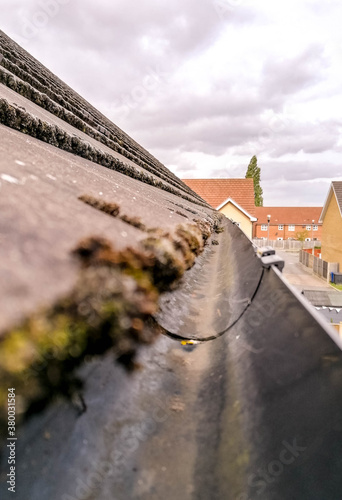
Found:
<box><xmin>320</xmin><ymin>181</ymin><xmax>342</xmax><ymax>269</ymax></box>
<box><xmin>182</xmin><ymin>178</ymin><xmax>257</xmax><ymax>238</ymax></box>
<box><xmin>253</xmin><ymin>207</ymin><xmax>323</xmax><ymax>241</ymax></box>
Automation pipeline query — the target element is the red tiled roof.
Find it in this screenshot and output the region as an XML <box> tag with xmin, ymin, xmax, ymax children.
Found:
<box><xmin>182</xmin><ymin>178</ymin><xmax>256</xmax><ymax>214</ymax></box>
<box><xmin>254</xmin><ymin>207</ymin><xmax>323</xmax><ymax>225</ymax></box>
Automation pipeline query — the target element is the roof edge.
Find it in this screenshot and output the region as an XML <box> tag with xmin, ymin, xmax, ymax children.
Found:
<box><xmin>216</xmin><ymin>197</ymin><xmax>257</xmax><ymax>221</ymax></box>
<box><xmin>319</xmin><ymin>183</ymin><xmax>340</xmax><ymax>222</ymax></box>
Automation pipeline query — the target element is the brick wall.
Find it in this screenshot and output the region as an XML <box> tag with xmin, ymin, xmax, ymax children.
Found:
<box><xmin>254</xmin><ymin>223</ymin><xmax>322</xmax><ymax>241</ymax></box>
<box><xmin>321</xmin><ymin>195</ymin><xmax>342</xmax><ymax>268</ymax></box>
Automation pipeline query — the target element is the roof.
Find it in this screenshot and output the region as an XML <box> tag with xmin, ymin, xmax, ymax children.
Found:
<box><xmin>254</xmin><ymin>207</ymin><xmax>323</xmax><ymax>225</ymax></box>
<box><xmin>3</xmin><ymin>30</ymin><xmax>342</xmax><ymax>500</ymax></box>
<box><xmin>216</xmin><ymin>197</ymin><xmax>257</xmax><ymax>221</ymax></box>
<box><xmin>303</xmin><ymin>289</ymin><xmax>342</xmax><ymax>307</ymax></box>
<box><xmin>334</xmin><ymin>181</ymin><xmax>342</xmax><ymax>212</ymax></box>
<box><xmin>182</xmin><ymin>178</ymin><xmax>256</xmax><ymax>213</ymax></box>
<box><xmin>316</xmin><ymin>308</ymin><xmax>342</xmax><ymax>324</ymax></box>
<box><xmin>320</xmin><ymin>181</ymin><xmax>342</xmax><ymax>222</ymax></box>
<box><xmin>0</xmin><ymin>31</ymin><xmax>206</xmax><ymax>209</ymax></box>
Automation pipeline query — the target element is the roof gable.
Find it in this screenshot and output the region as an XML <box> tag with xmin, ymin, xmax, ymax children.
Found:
<box><xmin>216</xmin><ymin>197</ymin><xmax>257</xmax><ymax>221</ymax></box>
<box><xmin>320</xmin><ymin>181</ymin><xmax>342</xmax><ymax>222</ymax></box>
<box><xmin>182</xmin><ymin>178</ymin><xmax>256</xmax><ymax>213</ymax></box>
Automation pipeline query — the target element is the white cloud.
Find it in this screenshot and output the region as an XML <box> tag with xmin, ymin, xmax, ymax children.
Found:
<box><xmin>1</xmin><ymin>0</ymin><xmax>342</xmax><ymax>205</ymax></box>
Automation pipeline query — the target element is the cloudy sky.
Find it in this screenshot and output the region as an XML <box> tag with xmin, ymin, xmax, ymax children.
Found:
<box><xmin>1</xmin><ymin>0</ymin><xmax>342</xmax><ymax>205</ymax></box>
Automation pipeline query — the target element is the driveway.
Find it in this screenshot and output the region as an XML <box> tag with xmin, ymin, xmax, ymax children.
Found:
<box><xmin>277</xmin><ymin>250</ymin><xmax>331</xmax><ymax>291</ymax></box>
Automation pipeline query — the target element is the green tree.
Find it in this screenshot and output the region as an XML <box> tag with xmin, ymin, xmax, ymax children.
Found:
<box><xmin>295</xmin><ymin>229</ymin><xmax>309</xmax><ymax>249</ymax></box>
<box><xmin>295</xmin><ymin>230</ymin><xmax>309</xmax><ymax>242</ymax></box>
<box><xmin>245</xmin><ymin>155</ymin><xmax>264</xmax><ymax>206</ymax></box>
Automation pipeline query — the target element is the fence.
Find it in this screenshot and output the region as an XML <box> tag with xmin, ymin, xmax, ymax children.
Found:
<box><xmin>299</xmin><ymin>250</ymin><xmax>339</xmax><ymax>281</ymax></box>
<box><xmin>299</xmin><ymin>250</ymin><xmax>315</xmax><ymax>269</ymax></box>
<box><xmin>253</xmin><ymin>239</ymin><xmax>321</xmax><ymax>251</ymax></box>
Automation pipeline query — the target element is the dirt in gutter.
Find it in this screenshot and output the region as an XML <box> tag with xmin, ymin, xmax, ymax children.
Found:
<box><xmin>0</xmin><ymin>216</ymin><xmax>221</xmax><ymax>434</ymax></box>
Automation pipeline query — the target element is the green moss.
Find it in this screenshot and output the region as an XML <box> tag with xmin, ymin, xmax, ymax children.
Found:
<box><xmin>176</xmin><ymin>224</ymin><xmax>203</xmax><ymax>255</ymax></box>
<box><xmin>0</xmin><ymin>95</ymin><xmax>210</xmax><ymax>207</ymax></box>
<box><xmin>120</xmin><ymin>214</ymin><xmax>146</xmax><ymax>231</ymax></box>
<box><xmin>214</xmin><ymin>225</ymin><xmax>225</xmax><ymax>234</ymax></box>
<box><xmin>0</xmin><ymin>242</ymin><xmax>158</xmax><ymax>431</ymax></box>
<box><xmin>0</xmin><ymin>218</ymin><xmax>214</xmax><ymax>431</ymax></box>
<box><xmin>175</xmin><ymin>210</ymin><xmax>188</xmax><ymax>219</ymax></box>
<box><xmin>78</xmin><ymin>194</ymin><xmax>120</xmax><ymax>217</ymax></box>
<box><xmin>141</xmin><ymin>235</ymin><xmax>186</xmax><ymax>290</ymax></box>
<box><xmin>193</xmin><ymin>218</ymin><xmax>212</xmax><ymax>241</ymax></box>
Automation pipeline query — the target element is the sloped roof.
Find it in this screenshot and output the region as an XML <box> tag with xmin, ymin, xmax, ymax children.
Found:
<box><xmin>334</xmin><ymin>181</ymin><xmax>342</xmax><ymax>212</ymax></box>
<box><xmin>0</xmin><ymin>30</ymin><xmax>206</xmax><ymax>209</ymax></box>
<box><xmin>216</xmin><ymin>197</ymin><xmax>257</xmax><ymax>221</ymax></box>
<box><xmin>182</xmin><ymin>178</ymin><xmax>256</xmax><ymax>213</ymax></box>
<box><xmin>303</xmin><ymin>289</ymin><xmax>342</xmax><ymax>307</ymax></box>
<box><xmin>254</xmin><ymin>207</ymin><xmax>323</xmax><ymax>224</ymax></box>
<box><xmin>320</xmin><ymin>181</ymin><xmax>342</xmax><ymax>222</ymax></box>
<box><xmin>317</xmin><ymin>308</ymin><xmax>342</xmax><ymax>324</ymax></box>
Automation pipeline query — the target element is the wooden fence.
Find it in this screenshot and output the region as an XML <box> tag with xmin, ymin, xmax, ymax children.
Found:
<box><xmin>299</xmin><ymin>250</ymin><xmax>339</xmax><ymax>281</ymax></box>
<box><xmin>253</xmin><ymin>239</ymin><xmax>321</xmax><ymax>251</ymax></box>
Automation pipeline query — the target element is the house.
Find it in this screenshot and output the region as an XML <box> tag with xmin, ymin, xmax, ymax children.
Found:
<box><xmin>182</xmin><ymin>178</ymin><xmax>257</xmax><ymax>238</ymax></box>
<box><xmin>302</xmin><ymin>290</ymin><xmax>342</xmax><ymax>337</ymax></box>
<box><xmin>320</xmin><ymin>181</ymin><xmax>342</xmax><ymax>270</ymax></box>
<box><xmin>253</xmin><ymin>207</ymin><xmax>323</xmax><ymax>241</ymax></box>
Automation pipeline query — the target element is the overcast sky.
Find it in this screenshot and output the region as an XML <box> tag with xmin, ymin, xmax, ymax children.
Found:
<box><xmin>1</xmin><ymin>0</ymin><xmax>342</xmax><ymax>206</ymax></box>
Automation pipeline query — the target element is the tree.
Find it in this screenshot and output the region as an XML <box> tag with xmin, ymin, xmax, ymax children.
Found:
<box><xmin>295</xmin><ymin>229</ymin><xmax>309</xmax><ymax>249</ymax></box>
<box><xmin>245</xmin><ymin>155</ymin><xmax>263</xmax><ymax>207</ymax></box>
<box><xmin>295</xmin><ymin>230</ymin><xmax>309</xmax><ymax>242</ymax></box>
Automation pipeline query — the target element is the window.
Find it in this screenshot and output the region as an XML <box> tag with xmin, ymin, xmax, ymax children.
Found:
<box><xmin>277</xmin><ymin>237</ymin><xmax>283</xmax><ymax>241</ymax></box>
<box><xmin>306</xmin><ymin>225</ymin><xmax>311</xmax><ymax>230</ymax></box>
<box><xmin>313</xmin><ymin>225</ymin><xmax>318</xmax><ymax>231</ymax></box>
<box><xmin>261</xmin><ymin>224</ymin><xmax>268</xmax><ymax>231</ymax></box>
<box><xmin>288</xmin><ymin>225</ymin><xmax>295</xmax><ymax>231</ymax></box>
<box><xmin>305</xmin><ymin>238</ymin><xmax>311</xmax><ymax>241</ymax></box>
<box><xmin>278</xmin><ymin>225</ymin><xmax>284</xmax><ymax>230</ymax></box>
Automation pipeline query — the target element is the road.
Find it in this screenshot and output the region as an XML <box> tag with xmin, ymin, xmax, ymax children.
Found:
<box><xmin>277</xmin><ymin>250</ymin><xmax>331</xmax><ymax>291</ymax></box>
